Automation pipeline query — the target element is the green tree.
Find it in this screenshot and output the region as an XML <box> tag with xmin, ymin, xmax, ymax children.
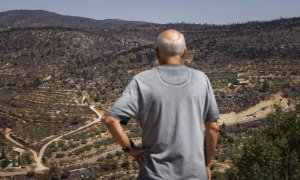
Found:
<box><xmin>17</xmin><ymin>155</ymin><xmax>21</xmax><ymax>167</ymax></box>
<box><xmin>61</xmin><ymin>169</ymin><xmax>70</xmax><ymax>179</ymax></box>
<box><xmin>106</xmin><ymin>153</ymin><xmax>113</xmax><ymax>160</ymax></box>
<box><xmin>23</xmin><ymin>152</ymin><xmax>33</xmax><ymax>165</ymax></box>
<box><xmin>12</xmin><ymin>159</ymin><xmax>16</xmax><ymax>167</ymax></box>
<box><xmin>26</xmin><ymin>170</ymin><xmax>35</xmax><ymax>178</ymax></box>
<box><xmin>49</xmin><ymin>164</ymin><xmax>62</xmax><ymax>180</ymax></box>
<box><xmin>0</xmin><ymin>148</ymin><xmax>6</xmax><ymax>159</ymax></box>
<box><xmin>226</xmin><ymin>103</ymin><xmax>300</xmax><ymax>180</ymax></box>
<box><xmin>55</xmin><ymin>153</ymin><xmax>65</xmax><ymax>158</ymax></box>
<box><xmin>219</xmin><ymin>123</ymin><xmax>227</xmax><ymax>138</ymax></box>
<box><xmin>0</xmin><ymin>157</ymin><xmax>9</xmax><ymax>168</ymax></box>
<box><xmin>0</xmin><ymin>149</ymin><xmax>9</xmax><ymax>168</ymax></box>
<box><xmin>121</xmin><ymin>159</ymin><xmax>130</xmax><ymax>170</ymax></box>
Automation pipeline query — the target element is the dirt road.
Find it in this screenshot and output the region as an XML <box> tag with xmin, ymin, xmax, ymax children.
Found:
<box><xmin>37</xmin><ymin>106</ymin><xmax>103</xmax><ymax>168</ymax></box>
<box><xmin>0</xmin><ymin>93</ymin><xmax>289</xmax><ymax>176</ymax></box>
<box><xmin>1</xmin><ymin>105</ymin><xmax>103</xmax><ymax>176</ymax></box>
<box><xmin>219</xmin><ymin>93</ymin><xmax>289</xmax><ymax>125</ymax></box>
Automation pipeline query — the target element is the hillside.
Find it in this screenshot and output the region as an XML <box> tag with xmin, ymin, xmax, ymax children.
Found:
<box><xmin>0</xmin><ymin>11</ymin><xmax>299</xmax><ymax>178</ymax></box>
<box><xmin>0</xmin><ymin>10</ymin><xmax>146</xmax><ymax>29</ymax></box>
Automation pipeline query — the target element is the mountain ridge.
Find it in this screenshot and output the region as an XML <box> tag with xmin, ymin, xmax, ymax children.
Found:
<box><xmin>0</xmin><ymin>9</ymin><xmax>147</xmax><ymax>29</ymax></box>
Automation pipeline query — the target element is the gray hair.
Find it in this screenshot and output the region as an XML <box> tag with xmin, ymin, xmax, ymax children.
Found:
<box><xmin>155</xmin><ymin>31</ymin><xmax>186</xmax><ymax>57</ymax></box>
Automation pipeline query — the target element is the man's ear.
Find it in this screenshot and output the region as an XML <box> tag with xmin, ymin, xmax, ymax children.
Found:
<box><xmin>155</xmin><ymin>48</ymin><xmax>160</xmax><ymax>59</ymax></box>
<box><xmin>182</xmin><ymin>48</ymin><xmax>188</xmax><ymax>58</ymax></box>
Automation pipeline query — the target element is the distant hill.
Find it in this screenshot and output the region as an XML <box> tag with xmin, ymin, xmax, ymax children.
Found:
<box><xmin>0</xmin><ymin>16</ymin><xmax>299</xmax><ymax>111</ymax></box>
<box><xmin>0</xmin><ymin>9</ymin><xmax>147</xmax><ymax>29</ymax></box>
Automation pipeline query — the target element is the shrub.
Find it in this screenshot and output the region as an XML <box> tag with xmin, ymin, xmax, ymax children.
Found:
<box><xmin>226</xmin><ymin>103</ymin><xmax>300</xmax><ymax>179</ymax></box>
<box><xmin>106</xmin><ymin>153</ymin><xmax>113</xmax><ymax>159</ymax></box>
<box><xmin>26</xmin><ymin>170</ymin><xmax>35</xmax><ymax>178</ymax></box>
<box><xmin>55</xmin><ymin>153</ymin><xmax>65</xmax><ymax>158</ymax></box>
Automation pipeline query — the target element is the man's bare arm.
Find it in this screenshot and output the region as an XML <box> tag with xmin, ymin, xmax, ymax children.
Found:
<box><xmin>204</xmin><ymin>121</ymin><xmax>219</xmax><ymax>167</ymax></box>
<box><xmin>102</xmin><ymin>114</ymin><xmax>131</xmax><ymax>148</ymax></box>
<box><xmin>204</xmin><ymin>121</ymin><xmax>219</xmax><ymax>180</ymax></box>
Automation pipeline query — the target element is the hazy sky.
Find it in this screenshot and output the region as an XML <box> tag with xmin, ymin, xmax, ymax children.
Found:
<box><xmin>1</xmin><ymin>0</ymin><xmax>300</xmax><ymax>24</ymax></box>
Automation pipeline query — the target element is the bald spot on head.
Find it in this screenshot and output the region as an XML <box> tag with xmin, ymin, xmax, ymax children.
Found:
<box><xmin>162</xmin><ymin>29</ymin><xmax>182</xmax><ymax>42</ymax></box>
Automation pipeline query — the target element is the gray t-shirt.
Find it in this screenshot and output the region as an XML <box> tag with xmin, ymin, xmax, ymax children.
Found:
<box><xmin>108</xmin><ymin>64</ymin><xmax>220</xmax><ymax>180</ymax></box>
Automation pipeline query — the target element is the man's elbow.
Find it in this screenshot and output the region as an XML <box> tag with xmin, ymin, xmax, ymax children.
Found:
<box><xmin>102</xmin><ymin>115</ymin><xmax>118</xmax><ymax>125</ymax></box>
<box><xmin>205</xmin><ymin>121</ymin><xmax>219</xmax><ymax>134</ymax></box>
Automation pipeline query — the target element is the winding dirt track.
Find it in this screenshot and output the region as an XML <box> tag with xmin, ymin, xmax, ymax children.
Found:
<box><xmin>37</xmin><ymin>106</ymin><xmax>102</xmax><ymax>170</ymax></box>
<box><xmin>0</xmin><ymin>93</ymin><xmax>289</xmax><ymax>176</ymax></box>
<box><xmin>1</xmin><ymin>130</ymin><xmax>48</xmax><ymax>175</ymax></box>
<box><xmin>4</xmin><ymin>129</ymin><xmax>24</xmax><ymax>148</ymax></box>
<box><xmin>0</xmin><ymin>105</ymin><xmax>103</xmax><ymax>176</ymax></box>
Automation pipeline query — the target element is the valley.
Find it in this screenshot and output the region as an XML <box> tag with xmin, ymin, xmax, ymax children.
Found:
<box><xmin>0</xmin><ymin>10</ymin><xmax>299</xmax><ymax>179</ymax></box>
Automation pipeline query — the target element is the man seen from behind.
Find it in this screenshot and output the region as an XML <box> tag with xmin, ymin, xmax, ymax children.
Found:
<box><xmin>103</xmin><ymin>29</ymin><xmax>220</xmax><ymax>180</ymax></box>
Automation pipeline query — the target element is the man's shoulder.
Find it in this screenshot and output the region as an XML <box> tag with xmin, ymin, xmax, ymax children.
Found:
<box><xmin>133</xmin><ymin>67</ymin><xmax>157</xmax><ymax>81</ymax></box>
<box><xmin>188</xmin><ymin>67</ymin><xmax>209</xmax><ymax>79</ymax></box>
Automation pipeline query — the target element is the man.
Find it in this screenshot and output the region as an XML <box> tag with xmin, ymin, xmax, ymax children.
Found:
<box><xmin>103</xmin><ymin>29</ymin><xmax>219</xmax><ymax>180</ymax></box>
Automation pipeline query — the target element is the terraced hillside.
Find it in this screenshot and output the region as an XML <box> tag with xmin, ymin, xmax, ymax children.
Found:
<box><xmin>0</xmin><ymin>13</ymin><xmax>300</xmax><ymax>178</ymax></box>
<box><xmin>0</xmin><ymin>80</ymin><xmax>94</xmax><ymax>142</ymax></box>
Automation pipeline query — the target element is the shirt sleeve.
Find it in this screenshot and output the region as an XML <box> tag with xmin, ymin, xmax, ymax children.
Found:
<box><xmin>204</xmin><ymin>75</ymin><xmax>220</xmax><ymax>122</ymax></box>
<box><xmin>107</xmin><ymin>78</ymin><xmax>139</xmax><ymax>125</ymax></box>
